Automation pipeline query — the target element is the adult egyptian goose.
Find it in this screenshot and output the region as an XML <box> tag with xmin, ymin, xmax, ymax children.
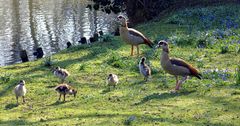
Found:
<box><xmin>55</xmin><ymin>84</ymin><xmax>77</xmax><ymax>102</ymax></box>
<box><xmin>53</xmin><ymin>66</ymin><xmax>70</xmax><ymax>83</ymax></box>
<box><xmin>156</xmin><ymin>40</ymin><xmax>202</xmax><ymax>91</ymax></box>
<box><xmin>139</xmin><ymin>57</ymin><xmax>151</xmax><ymax>81</ymax></box>
<box><xmin>117</xmin><ymin>15</ymin><xmax>154</xmax><ymax>56</ymax></box>
<box><xmin>107</xmin><ymin>73</ymin><xmax>119</xmax><ymax>87</ymax></box>
<box><xmin>14</xmin><ymin>80</ymin><xmax>27</xmax><ymax>104</ymax></box>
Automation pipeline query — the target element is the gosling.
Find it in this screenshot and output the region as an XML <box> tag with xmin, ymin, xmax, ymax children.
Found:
<box><xmin>14</xmin><ymin>80</ymin><xmax>27</xmax><ymax>104</ymax></box>
<box><xmin>55</xmin><ymin>84</ymin><xmax>77</xmax><ymax>102</ymax></box>
<box><xmin>107</xmin><ymin>74</ymin><xmax>119</xmax><ymax>88</ymax></box>
<box><xmin>139</xmin><ymin>57</ymin><xmax>151</xmax><ymax>81</ymax></box>
<box><xmin>53</xmin><ymin>66</ymin><xmax>70</xmax><ymax>83</ymax></box>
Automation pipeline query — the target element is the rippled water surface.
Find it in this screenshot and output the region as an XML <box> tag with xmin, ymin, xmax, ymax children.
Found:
<box><xmin>0</xmin><ymin>0</ymin><xmax>117</xmax><ymax>66</ymax></box>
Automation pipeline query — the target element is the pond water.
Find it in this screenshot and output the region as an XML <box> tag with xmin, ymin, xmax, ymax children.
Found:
<box><xmin>0</xmin><ymin>0</ymin><xmax>117</xmax><ymax>66</ymax></box>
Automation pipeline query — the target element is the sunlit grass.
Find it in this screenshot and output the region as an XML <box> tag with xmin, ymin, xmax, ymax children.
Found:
<box><xmin>0</xmin><ymin>4</ymin><xmax>240</xmax><ymax>126</ymax></box>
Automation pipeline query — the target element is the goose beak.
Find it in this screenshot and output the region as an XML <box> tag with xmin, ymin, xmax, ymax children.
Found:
<box><xmin>155</xmin><ymin>44</ymin><xmax>161</xmax><ymax>49</ymax></box>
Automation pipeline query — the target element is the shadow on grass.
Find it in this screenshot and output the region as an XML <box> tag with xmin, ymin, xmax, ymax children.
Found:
<box><xmin>5</xmin><ymin>103</ymin><xmax>18</xmax><ymax>110</ymax></box>
<box><xmin>48</xmin><ymin>101</ymin><xmax>67</xmax><ymax>106</ymax></box>
<box><xmin>0</xmin><ymin>119</ymin><xmax>34</xmax><ymax>125</ymax></box>
<box><xmin>46</xmin><ymin>85</ymin><xmax>57</xmax><ymax>88</ymax></box>
<box><xmin>0</xmin><ymin>79</ymin><xmax>19</xmax><ymax>96</ymax></box>
<box><xmin>31</xmin><ymin>111</ymin><xmax>231</xmax><ymax>126</ymax></box>
<box><xmin>0</xmin><ymin>113</ymin><xmax>230</xmax><ymax>126</ymax></box>
<box><xmin>135</xmin><ymin>90</ymin><xmax>195</xmax><ymax>105</ymax></box>
<box><xmin>54</xmin><ymin>40</ymin><xmax>123</xmax><ymax>68</ymax></box>
<box><xmin>101</xmin><ymin>88</ymin><xmax>111</xmax><ymax>94</ymax></box>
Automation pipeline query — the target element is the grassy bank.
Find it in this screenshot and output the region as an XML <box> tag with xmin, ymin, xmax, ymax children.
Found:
<box><xmin>0</xmin><ymin>4</ymin><xmax>240</xmax><ymax>126</ymax></box>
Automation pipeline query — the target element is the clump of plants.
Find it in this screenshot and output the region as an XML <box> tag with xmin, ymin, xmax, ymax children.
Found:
<box><xmin>203</xmin><ymin>68</ymin><xmax>231</xmax><ymax>81</ymax></box>
<box><xmin>220</xmin><ymin>45</ymin><xmax>229</xmax><ymax>54</ymax></box>
<box><xmin>168</xmin><ymin>32</ymin><xmax>196</xmax><ymax>46</ymax></box>
<box><xmin>166</xmin><ymin>5</ymin><xmax>240</xmax><ymax>30</ymax></box>
<box><xmin>79</xmin><ymin>63</ymin><xmax>88</xmax><ymax>71</ymax></box>
<box><xmin>43</xmin><ymin>56</ymin><xmax>54</xmax><ymax>67</ymax></box>
<box><xmin>0</xmin><ymin>73</ymin><xmax>12</xmax><ymax>83</ymax></box>
<box><xmin>124</xmin><ymin>115</ymin><xmax>137</xmax><ymax>125</ymax></box>
<box><xmin>101</xmin><ymin>34</ymin><xmax>114</xmax><ymax>42</ymax></box>
<box><xmin>236</xmin><ymin>65</ymin><xmax>240</xmax><ymax>85</ymax></box>
<box><xmin>107</xmin><ymin>53</ymin><xmax>126</xmax><ymax>68</ymax></box>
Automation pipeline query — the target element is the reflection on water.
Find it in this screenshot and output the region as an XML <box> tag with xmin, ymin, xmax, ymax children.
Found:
<box><xmin>0</xmin><ymin>0</ymin><xmax>117</xmax><ymax>66</ymax></box>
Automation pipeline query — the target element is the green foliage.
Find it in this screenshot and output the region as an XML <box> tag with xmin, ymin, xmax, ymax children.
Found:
<box><xmin>43</xmin><ymin>56</ymin><xmax>54</xmax><ymax>67</ymax></box>
<box><xmin>79</xmin><ymin>63</ymin><xmax>87</xmax><ymax>71</ymax></box>
<box><xmin>107</xmin><ymin>53</ymin><xmax>126</xmax><ymax>68</ymax></box>
<box><xmin>220</xmin><ymin>45</ymin><xmax>229</xmax><ymax>54</ymax></box>
<box><xmin>0</xmin><ymin>73</ymin><xmax>12</xmax><ymax>83</ymax></box>
<box><xmin>169</xmin><ymin>32</ymin><xmax>196</xmax><ymax>46</ymax></box>
<box><xmin>101</xmin><ymin>34</ymin><xmax>114</xmax><ymax>42</ymax></box>
<box><xmin>236</xmin><ymin>65</ymin><xmax>240</xmax><ymax>85</ymax></box>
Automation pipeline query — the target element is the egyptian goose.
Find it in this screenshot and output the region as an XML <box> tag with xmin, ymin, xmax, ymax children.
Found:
<box><xmin>14</xmin><ymin>80</ymin><xmax>27</xmax><ymax>104</ymax></box>
<box><xmin>53</xmin><ymin>66</ymin><xmax>70</xmax><ymax>83</ymax></box>
<box><xmin>156</xmin><ymin>40</ymin><xmax>202</xmax><ymax>91</ymax></box>
<box><xmin>139</xmin><ymin>57</ymin><xmax>151</xmax><ymax>81</ymax></box>
<box><xmin>107</xmin><ymin>74</ymin><xmax>119</xmax><ymax>87</ymax></box>
<box><xmin>117</xmin><ymin>15</ymin><xmax>154</xmax><ymax>56</ymax></box>
<box><xmin>55</xmin><ymin>84</ymin><xmax>77</xmax><ymax>102</ymax></box>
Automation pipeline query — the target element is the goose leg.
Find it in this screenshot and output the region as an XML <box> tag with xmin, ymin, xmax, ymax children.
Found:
<box><xmin>22</xmin><ymin>96</ymin><xmax>25</xmax><ymax>103</ymax></box>
<box><xmin>175</xmin><ymin>76</ymin><xmax>180</xmax><ymax>90</ymax></box>
<box><xmin>16</xmin><ymin>96</ymin><xmax>18</xmax><ymax>104</ymax></box>
<box><xmin>176</xmin><ymin>76</ymin><xmax>188</xmax><ymax>90</ymax></box>
<box><xmin>137</xmin><ymin>45</ymin><xmax>139</xmax><ymax>56</ymax></box>
<box><xmin>131</xmin><ymin>45</ymin><xmax>134</xmax><ymax>56</ymax></box>
<box><xmin>63</xmin><ymin>94</ymin><xmax>66</xmax><ymax>102</ymax></box>
<box><xmin>59</xmin><ymin>94</ymin><xmax>61</xmax><ymax>101</ymax></box>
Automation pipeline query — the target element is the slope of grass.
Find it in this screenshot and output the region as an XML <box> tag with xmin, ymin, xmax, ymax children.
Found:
<box><xmin>0</xmin><ymin>4</ymin><xmax>240</xmax><ymax>126</ymax></box>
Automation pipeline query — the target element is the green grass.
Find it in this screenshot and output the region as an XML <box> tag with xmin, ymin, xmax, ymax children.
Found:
<box><xmin>0</xmin><ymin>4</ymin><xmax>240</xmax><ymax>126</ymax></box>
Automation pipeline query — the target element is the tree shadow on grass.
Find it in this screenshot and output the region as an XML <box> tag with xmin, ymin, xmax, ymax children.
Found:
<box><xmin>53</xmin><ymin>40</ymin><xmax>123</xmax><ymax>68</ymax></box>
<box><xmin>134</xmin><ymin>90</ymin><xmax>196</xmax><ymax>105</ymax></box>
<box><xmin>5</xmin><ymin>103</ymin><xmax>18</xmax><ymax>110</ymax></box>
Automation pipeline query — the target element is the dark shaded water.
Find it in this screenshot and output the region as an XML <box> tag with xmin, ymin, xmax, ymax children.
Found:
<box><xmin>0</xmin><ymin>0</ymin><xmax>117</xmax><ymax>66</ymax></box>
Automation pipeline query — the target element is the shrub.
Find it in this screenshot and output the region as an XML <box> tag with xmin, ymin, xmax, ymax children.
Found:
<box><xmin>203</xmin><ymin>68</ymin><xmax>231</xmax><ymax>81</ymax></box>
<box><xmin>0</xmin><ymin>73</ymin><xmax>12</xmax><ymax>83</ymax></box>
<box><xmin>101</xmin><ymin>34</ymin><xmax>114</xmax><ymax>42</ymax></box>
<box><xmin>236</xmin><ymin>65</ymin><xmax>240</xmax><ymax>85</ymax></box>
<box><xmin>43</xmin><ymin>56</ymin><xmax>54</xmax><ymax>67</ymax></box>
<box><xmin>79</xmin><ymin>63</ymin><xmax>87</xmax><ymax>71</ymax></box>
<box><xmin>220</xmin><ymin>45</ymin><xmax>229</xmax><ymax>54</ymax></box>
<box><xmin>107</xmin><ymin>54</ymin><xmax>126</xmax><ymax>68</ymax></box>
<box><xmin>168</xmin><ymin>33</ymin><xmax>196</xmax><ymax>46</ymax></box>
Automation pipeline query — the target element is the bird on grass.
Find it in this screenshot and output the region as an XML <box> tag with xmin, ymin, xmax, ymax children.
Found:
<box><xmin>107</xmin><ymin>73</ymin><xmax>119</xmax><ymax>88</ymax></box>
<box><xmin>117</xmin><ymin>15</ymin><xmax>154</xmax><ymax>56</ymax></box>
<box><xmin>155</xmin><ymin>40</ymin><xmax>202</xmax><ymax>91</ymax></box>
<box><xmin>14</xmin><ymin>80</ymin><xmax>27</xmax><ymax>104</ymax></box>
<box><xmin>55</xmin><ymin>84</ymin><xmax>77</xmax><ymax>102</ymax></box>
<box><xmin>139</xmin><ymin>57</ymin><xmax>151</xmax><ymax>81</ymax></box>
<box><xmin>53</xmin><ymin>66</ymin><xmax>70</xmax><ymax>83</ymax></box>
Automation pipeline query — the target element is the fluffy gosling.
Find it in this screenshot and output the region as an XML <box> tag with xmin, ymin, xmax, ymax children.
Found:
<box><xmin>14</xmin><ymin>80</ymin><xmax>27</xmax><ymax>104</ymax></box>
<box><xmin>107</xmin><ymin>74</ymin><xmax>119</xmax><ymax>88</ymax></box>
<box><xmin>53</xmin><ymin>66</ymin><xmax>70</xmax><ymax>83</ymax></box>
<box><xmin>55</xmin><ymin>84</ymin><xmax>77</xmax><ymax>102</ymax></box>
<box><xmin>139</xmin><ymin>57</ymin><xmax>151</xmax><ymax>81</ymax></box>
